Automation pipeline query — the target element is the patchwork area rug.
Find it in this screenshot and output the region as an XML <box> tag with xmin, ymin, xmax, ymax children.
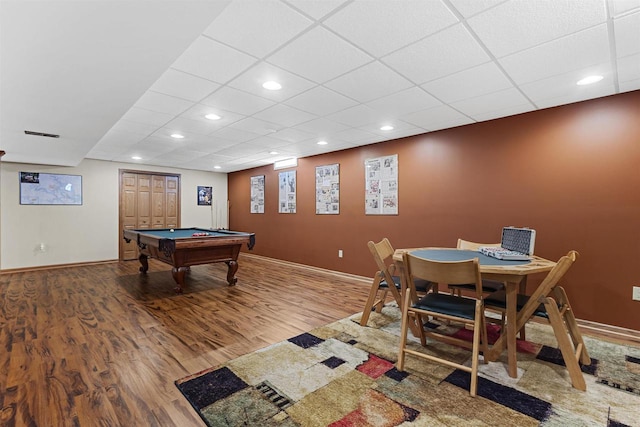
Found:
<box><xmin>176</xmin><ymin>305</ymin><xmax>640</xmax><ymax>426</ymax></box>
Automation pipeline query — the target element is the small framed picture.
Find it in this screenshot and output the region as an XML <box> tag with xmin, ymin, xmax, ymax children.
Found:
<box><xmin>197</xmin><ymin>186</ymin><xmax>212</xmax><ymax>206</ymax></box>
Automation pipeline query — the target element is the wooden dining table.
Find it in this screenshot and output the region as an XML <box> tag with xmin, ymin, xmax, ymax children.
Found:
<box><xmin>393</xmin><ymin>247</ymin><xmax>557</xmax><ymax>378</ymax></box>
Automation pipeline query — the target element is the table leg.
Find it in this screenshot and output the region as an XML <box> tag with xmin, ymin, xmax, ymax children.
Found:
<box><xmin>505</xmin><ymin>283</ymin><xmax>518</xmax><ymax>378</ymax></box>
<box><xmin>394</xmin><ymin>258</ymin><xmax>421</xmax><ymax>337</ymax></box>
<box><xmin>138</xmin><ymin>254</ymin><xmax>149</xmax><ymax>273</ymax></box>
<box><xmin>484</xmin><ymin>280</ymin><xmax>520</xmax><ymax>378</ymax></box>
<box><xmin>171</xmin><ymin>266</ymin><xmax>188</xmax><ymax>293</ymax></box>
<box><xmin>225</xmin><ymin>260</ymin><xmax>238</xmax><ymax>285</ymax></box>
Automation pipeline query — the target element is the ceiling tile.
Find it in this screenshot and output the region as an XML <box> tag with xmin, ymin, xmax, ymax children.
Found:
<box><xmin>248</xmin><ymin>136</ymin><xmax>292</xmax><ymax>150</ymax></box>
<box><xmin>203</xmin><ymin>1</ymin><xmax>312</xmax><ymax>58</ymax></box>
<box><xmin>285</xmin><ymin>0</ymin><xmax>349</xmax><ymax>20</ymax></box>
<box><xmin>293</xmin><ymin>117</ymin><xmax>349</xmax><ymax>136</ymax></box>
<box><xmin>164</xmin><ymin>116</ymin><xmax>223</xmax><ymax>135</ymax></box>
<box><xmin>94</xmin><ymin>129</ymin><xmax>147</xmax><ymax>147</ymax></box>
<box><xmin>253</xmin><ymin>104</ymin><xmax>317</xmax><ymax>127</ymax></box>
<box><xmin>519</xmin><ymin>62</ymin><xmax>614</xmax><ymax>105</ymax></box>
<box><xmin>134</xmin><ymin>136</ymin><xmax>184</xmax><ymax>153</ymax></box>
<box><xmin>619</xmin><ymin>78</ymin><xmax>640</xmax><ymax>92</ymax></box>
<box><xmin>467</xmin><ymin>0</ymin><xmax>607</xmax><ymax>58</ymax></box>
<box><xmin>230</xmin><ymin>117</ymin><xmax>283</xmax><ymax>135</ymax></box>
<box><xmin>171</xmin><ymin>36</ymin><xmax>256</xmax><ymax>84</ymax></box>
<box><xmin>401</xmin><ymin>105</ymin><xmax>474</xmax><ymax>131</ymax></box>
<box><xmin>211</xmin><ymin>142</ymin><xmax>265</xmax><ymax>157</ymax></box>
<box><xmin>268</xmin><ymin>127</ymin><xmax>314</xmax><ymax>143</ymax></box>
<box><xmin>529</xmin><ymin>82</ymin><xmax>616</xmax><ymax>109</ymax></box>
<box><xmin>227</xmin><ymin>61</ymin><xmax>316</xmax><ymax>102</ymax></box>
<box><xmin>134</xmin><ymin>91</ymin><xmax>194</xmax><ymax>116</ymax></box>
<box><xmin>109</xmin><ymin>119</ymin><xmax>158</xmax><ymax>136</ymax></box>
<box><xmin>614</xmin><ymin>11</ymin><xmax>640</xmax><ymax>57</ymax></box>
<box><xmin>361</xmin><ymin>120</ymin><xmax>423</xmax><ymax>138</ymax></box>
<box><xmin>284</xmin><ymin>86</ymin><xmax>358</xmax><ymax>116</ymax></box>
<box><xmin>618</xmin><ymin>53</ymin><xmax>640</xmax><ymax>84</ymax></box>
<box><xmin>324</xmin><ymin>0</ymin><xmax>458</xmax><ymax>57</ymax></box>
<box><xmin>120</xmin><ymin>107</ymin><xmax>174</xmax><ymax>127</ymax></box>
<box><xmin>150</xmin><ymin>68</ymin><xmax>220</xmax><ymax>102</ymax></box>
<box><xmin>267</xmin><ymin>26</ymin><xmax>373</xmax><ymax>83</ymax></box>
<box><xmin>326</xmin><ymin>104</ymin><xmax>387</xmax><ymax>127</ymax></box>
<box><xmin>365</xmin><ymin>87</ymin><xmax>441</xmax><ymax>117</ymax></box>
<box><xmin>451</xmin><ymin>87</ymin><xmax>534</xmax><ymax>119</ymax></box>
<box><xmin>179</xmin><ymin>104</ymin><xmax>245</xmax><ymax>128</ymax></box>
<box><xmin>383</xmin><ymin>24</ymin><xmax>490</xmax><ymax>84</ymax></box>
<box><xmin>201</xmin><ymin>86</ymin><xmax>276</xmax><ymax>116</ymax></box>
<box><xmin>324</xmin><ymin>61</ymin><xmax>414</xmax><ymax>103</ymax></box>
<box><xmin>331</xmin><ymin>127</ymin><xmax>378</xmax><ymax>143</ymax></box>
<box><xmin>182</xmin><ymin>136</ymin><xmax>237</xmax><ymax>153</ymax></box>
<box><xmin>211</xmin><ymin>126</ymin><xmax>262</xmax><ymax>143</ymax></box>
<box><xmin>447</xmin><ymin>0</ymin><xmax>505</xmax><ymax>19</ymax></box>
<box><xmin>499</xmin><ymin>24</ymin><xmax>611</xmax><ymax>84</ymax></box>
<box><xmin>421</xmin><ymin>61</ymin><xmax>513</xmax><ymax>103</ymax></box>
<box><xmin>611</xmin><ymin>0</ymin><xmax>640</xmax><ymax>16</ymax></box>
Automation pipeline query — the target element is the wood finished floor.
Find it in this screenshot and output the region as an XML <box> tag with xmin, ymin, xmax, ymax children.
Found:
<box><xmin>0</xmin><ymin>255</ymin><xmax>370</xmax><ymax>426</ymax></box>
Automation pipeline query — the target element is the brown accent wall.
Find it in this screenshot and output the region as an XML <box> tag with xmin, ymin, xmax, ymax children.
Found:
<box><xmin>229</xmin><ymin>91</ymin><xmax>640</xmax><ymax>331</ymax></box>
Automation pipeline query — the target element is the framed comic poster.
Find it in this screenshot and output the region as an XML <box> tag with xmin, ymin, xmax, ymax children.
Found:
<box><xmin>250</xmin><ymin>175</ymin><xmax>265</xmax><ymax>213</ymax></box>
<box><xmin>197</xmin><ymin>186</ymin><xmax>212</xmax><ymax>206</ymax></box>
<box><xmin>365</xmin><ymin>154</ymin><xmax>398</xmax><ymax>215</ymax></box>
<box><xmin>278</xmin><ymin>170</ymin><xmax>296</xmax><ymax>213</ymax></box>
<box><xmin>316</xmin><ymin>164</ymin><xmax>339</xmax><ymax>214</ymax></box>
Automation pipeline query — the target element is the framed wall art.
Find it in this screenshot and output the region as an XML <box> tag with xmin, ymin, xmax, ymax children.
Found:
<box><xmin>197</xmin><ymin>186</ymin><xmax>212</xmax><ymax>206</ymax></box>
<box><xmin>364</xmin><ymin>154</ymin><xmax>398</xmax><ymax>215</ymax></box>
<box><xmin>315</xmin><ymin>163</ymin><xmax>339</xmax><ymax>214</ymax></box>
<box><xmin>278</xmin><ymin>170</ymin><xmax>296</xmax><ymax>213</ymax></box>
<box><xmin>250</xmin><ymin>175</ymin><xmax>265</xmax><ymax>213</ymax></box>
<box><xmin>19</xmin><ymin>172</ymin><xmax>83</xmax><ymax>205</ymax></box>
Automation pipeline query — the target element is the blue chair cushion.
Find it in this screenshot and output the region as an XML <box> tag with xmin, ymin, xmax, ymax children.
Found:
<box><xmin>484</xmin><ymin>290</ymin><xmax>548</xmax><ymax>318</ymax></box>
<box><xmin>381</xmin><ymin>276</ymin><xmax>433</xmax><ymax>293</ymax></box>
<box><xmin>412</xmin><ymin>293</ymin><xmax>478</xmax><ymax>320</ymax></box>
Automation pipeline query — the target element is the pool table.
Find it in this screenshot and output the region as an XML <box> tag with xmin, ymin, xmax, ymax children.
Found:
<box><xmin>123</xmin><ymin>227</ymin><xmax>255</xmax><ymax>293</ymax></box>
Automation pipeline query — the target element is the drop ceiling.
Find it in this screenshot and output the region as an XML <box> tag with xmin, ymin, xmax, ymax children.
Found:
<box><xmin>1</xmin><ymin>0</ymin><xmax>639</xmax><ymax>173</ymax></box>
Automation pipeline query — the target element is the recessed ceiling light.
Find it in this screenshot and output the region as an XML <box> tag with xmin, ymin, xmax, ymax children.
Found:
<box><xmin>205</xmin><ymin>113</ymin><xmax>221</xmax><ymax>120</ymax></box>
<box><xmin>131</xmin><ymin>156</ymin><xmax>142</xmax><ymax>160</ymax></box>
<box><xmin>262</xmin><ymin>80</ymin><xmax>282</xmax><ymax>90</ymax></box>
<box><xmin>269</xmin><ymin>151</ymin><xmax>279</xmax><ymax>155</ymax></box>
<box><xmin>576</xmin><ymin>75</ymin><xmax>603</xmax><ymax>85</ymax></box>
<box><xmin>213</xmin><ymin>165</ymin><xmax>221</xmax><ymax>169</ymax></box>
<box><xmin>170</xmin><ymin>133</ymin><xmax>184</xmax><ymax>139</ymax></box>
<box><xmin>317</xmin><ymin>140</ymin><xmax>328</xmax><ymax>145</ymax></box>
<box><xmin>380</xmin><ymin>125</ymin><xmax>394</xmax><ymax>131</ymax></box>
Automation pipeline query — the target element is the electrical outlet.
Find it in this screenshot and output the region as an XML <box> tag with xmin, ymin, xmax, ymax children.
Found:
<box><xmin>338</xmin><ymin>250</ymin><xmax>343</xmax><ymax>258</ymax></box>
<box><xmin>633</xmin><ymin>286</ymin><xmax>640</xmax><ymax>301</ymax></box>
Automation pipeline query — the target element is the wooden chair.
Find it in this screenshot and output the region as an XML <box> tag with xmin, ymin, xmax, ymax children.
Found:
<box><xmin>360</xmin><ymin>238</ymin><xmax>432</xmax><ymax>326</ymax></box>
<box><xmin>484</xmin><ymin>250</ymin><xmax>591</xmax><ymax>391</ymax></box>
<box><xmin>397</xmin><ymin>252</ymin><xmax>488</xmax><ymax>396</ymax></box>
<box><xmin>448</xmin><ymin>239</ymin><xmax>505</xmax><ymax>296</ymax></box>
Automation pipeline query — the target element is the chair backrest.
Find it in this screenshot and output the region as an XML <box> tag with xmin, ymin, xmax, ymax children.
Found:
<box><xmin>457</xmin><ymin>239</ymin><xmax>501</xmax><ymax>251</ymax></box>
<box><xmin>368</xmin><ymin>238</ymin><xmax>397</xmax><ymax>285</ymax></box>
<box><xmin>403</xmin><ymin>252</ymin><xmax>483</xmax><ymax>300</ymax></box>
<box><xmin>516</xmin><ymin>250</ymin><xmax>578</xmax><ymax>331</ymax></box>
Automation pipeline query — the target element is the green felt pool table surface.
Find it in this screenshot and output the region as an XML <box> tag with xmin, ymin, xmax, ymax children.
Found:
<box><xmin>135</xmin><ymin>227</ymin><xmax>252</xmax><ymax>240</ymax></box>
<box><xmin>123</xmin><ymin>227</ymin><xmax>255</xmax><ymax>293</ymax></box>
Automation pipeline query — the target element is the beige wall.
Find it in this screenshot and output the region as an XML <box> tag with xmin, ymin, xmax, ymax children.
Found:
<box><xmin>228</xmin><ymin>91</ymin><xmax>640</xmax><ymax>331</ymax></box>
<box><xmin>0</xmin><ymin>159</ymin><xmax>227</xmax><ymax>270</ymax></box>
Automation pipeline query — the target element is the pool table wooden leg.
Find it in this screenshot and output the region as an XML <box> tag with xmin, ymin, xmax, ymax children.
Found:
<box><xmin>225</xmin><ymin>261</ymin><xmax>238</xmax><ymax>285</ymax></box>
<box><xmin>171</xmin><ymin>267</ymin><xmax>188</xmax><ymax>293</ymax></box>
<box><xmin>138</xmin><ymin>254</ymin><xmax>149</xmax><ymax>273</ymax></box>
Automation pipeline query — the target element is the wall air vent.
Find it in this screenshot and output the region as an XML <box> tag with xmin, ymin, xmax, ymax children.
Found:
<box><xmin>24</xmin><ymin>130</ymin><xmax>60</xmax><ymax>138</ymax></box>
